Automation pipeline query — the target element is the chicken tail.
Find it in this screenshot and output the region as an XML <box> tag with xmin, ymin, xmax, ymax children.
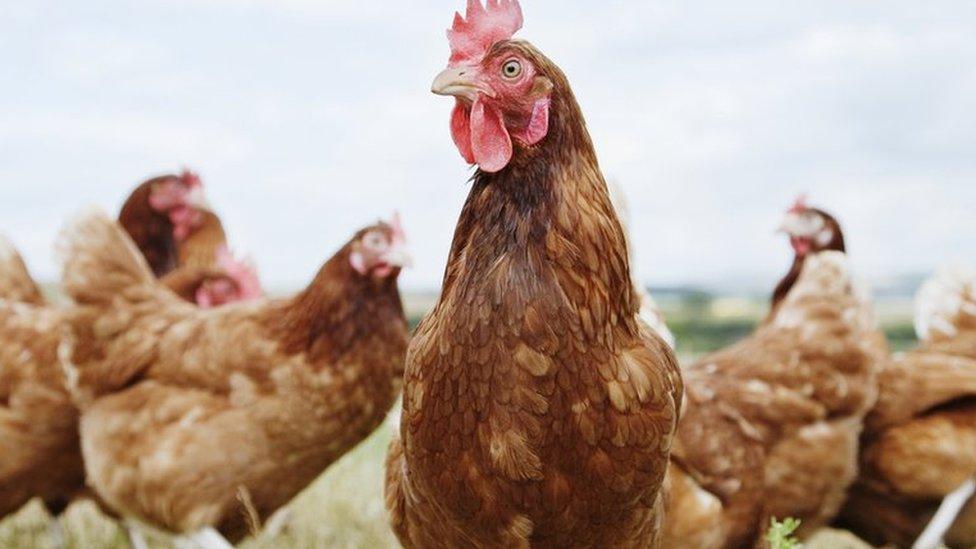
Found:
<box><xmin>57</xmin><ymin>208</ymin><xmax>156</xmax><ymax>306</ymax></box>
<box><xmin>56</xmin><ymin>209</ymin><xmax>169</xmax><ymax>407</ymax></box>
<box><xmin>915</xmin><ymin>265</ymin><xmax>976</xmax><ymax>344</ymax></box>
<box><xmin>0</xmin><ymin>235</ymin><xmax>44</xmax><ymax>304</ymax></box>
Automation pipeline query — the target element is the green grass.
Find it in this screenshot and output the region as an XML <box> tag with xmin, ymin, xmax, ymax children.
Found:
<box><xmin>767</xmin><ymin>518</ymin><xmax>803</xmax><ymax>549</ymax></box>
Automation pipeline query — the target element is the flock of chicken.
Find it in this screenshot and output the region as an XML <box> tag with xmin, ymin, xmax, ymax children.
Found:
<box><xmin>1</xmin><ymin>1</ymin><xmax>974</xmax><ymax>548</ymax></box>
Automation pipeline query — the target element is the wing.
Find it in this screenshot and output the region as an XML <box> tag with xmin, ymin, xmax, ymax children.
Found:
<box><xmin>0</xmin><ymin>237</ymin><xmax>44</xmax><ymax>305</ymax></box>
<box><xmin>864</xmin><ymin>406</ymin><xmax>976</xmax><ymax>500</ymax></box>
<box><xmin>0</xmin><ymin>300</ymin><xmax>83</xmax><ymax>516</ymax></box>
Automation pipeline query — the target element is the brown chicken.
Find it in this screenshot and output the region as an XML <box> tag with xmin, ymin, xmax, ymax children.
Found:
<box><xmin>57</xmin><ymin>210</ymin><xmax>411</xmax><ymax>542</ymax></box>
<box><xmin>839</xmin><ymin>266</ymin><xmax>976</xmax><ymax>548</ymax></box>
<box><xmin>118</xmin><ymin>170</ymin><xmax>259</xmax><ymax>307</ymax></box>
<box><xmin>661</xmin><ymin>199</ymin><xmax>885</xmax><ymax>548</ymax></box>
<box><xmin>0</xmin><ymin>238</ymin><xmax>84</xmax><ymax>519</ymax></box>
<box><xmin>119</xmin><ymin>170</ymin><xmax>216</xmax><ymax>277</ymax></box>
<box><xmin>385</xmin><ymin>2</ymin><xmax>682</xmax><ymax>547</ymax></box>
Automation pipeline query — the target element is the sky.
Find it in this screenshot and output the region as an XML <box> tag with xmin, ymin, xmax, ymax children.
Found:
<box><xmin>1</xmin><ymin>0</ymin><xmax>974</xmax><ymax>293</ymax></box>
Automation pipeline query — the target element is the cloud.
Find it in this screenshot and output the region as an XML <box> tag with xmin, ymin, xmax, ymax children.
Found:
<box><xmin>0</xmin><ymin>0</ymin><xmax>973</xmax><ymax>292</ymax></box>
<box><xmin>0</xmin><ymin>112</ymin><xmax>252</xmax><ymax>161</ymax></box>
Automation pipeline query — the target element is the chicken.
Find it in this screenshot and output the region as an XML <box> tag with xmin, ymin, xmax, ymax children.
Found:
<box><xmin>661</xmin><ymin>199</ymin><xmax>884</xmax><ymax>548</ymax></box>
<box><xmin>57</xmin><ymin>210</ymin><xmax>411</xmax><ymax>542</ymax></box>
<box><xmin>385</xmin><ymin>2</ymin><xmax>682</xmax><ymax>546</ymax></box>
<box><xmin>161</xmin><ymin>246</ymin><xmax>263</xmax><ymax>309</ymax></box>
<box><xmin>118</xmin><ymin>170</ymin><xmax>261</xmax><ymax>307</ymax></box>
<box><xmin>0</xmin><ymin>229</ymin><xmax>257</xmax><ymax>542</ymax></box>
<box><xmin>0</xmin><ymin>237</ymin><xmax>84</xmax><ymax>519</ymax></box>
<box><xmin>118</xmin><ymin>170</ymin><xmax>214</xmax><ymax>278</ymax></box>
<box><xmin>838</xmin><ymin>266</ymin><xmax>976</xmax><ymax>548</ymax></box>
<box><xmin>607</xmin><ymin>181</ymin><xmax>676</xmax><ymax>349</ymax></box>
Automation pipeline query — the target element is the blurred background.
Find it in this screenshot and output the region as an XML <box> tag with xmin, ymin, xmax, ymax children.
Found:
<box><xmin>1</xmin><ymin>0</ymin><xmax>974</xmax><ymax>547</ymax></box>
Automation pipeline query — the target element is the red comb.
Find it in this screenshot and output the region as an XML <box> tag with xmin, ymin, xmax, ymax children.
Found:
<box><xmin>179</xmin><ymin>169</ymin><xmax>202</xmax><ymax>188</ymax></box>
<box><xmin>388</xmin><ymin>211</ymin><xmax>407</xmax><ymax>244</ymax></box>
<box><xmin>447</xmin><ymin>0</ymin><xmax>523</xmax><ymax>66</ymax></box>
<box><xmin>788</xmin><ymin>194</ymin><xmax>808</xmax><ymax>213</ymax></box>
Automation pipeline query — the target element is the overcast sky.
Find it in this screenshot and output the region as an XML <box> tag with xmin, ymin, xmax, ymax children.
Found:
<box><xmin>1</xmin><ymin>0</ymin><xmax>974</xmax><ymax>292</ymax></box>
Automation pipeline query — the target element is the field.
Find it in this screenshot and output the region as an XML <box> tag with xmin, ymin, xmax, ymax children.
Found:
<box><xmin>0</xmin><ymin>294</ymin><xmax>916</xmax><ymax>548</ymax></box>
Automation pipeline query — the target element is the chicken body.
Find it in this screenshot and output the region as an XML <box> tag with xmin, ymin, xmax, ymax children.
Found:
<box><xmin>386</xmin><ymin>37</ymin><xmax>681</xmax><ymax>548</ymax></box>
<box><xmin>663</xmin><ymin>250</ymin><xmax>883</xmax><ymax>548</ymax></box>
<box><xmin>0</xmin><ymin>239</ymin><xmax>84</xmax><ymax>518</ymax></box>
<box><xmin>60</xmin><ymin>211</ymin><xmax>408</xmax><ymax>540</ymax></box>
<box><xmin>118</xmin><ymin>176</ymin><xmax>183</xmax><ymax>278</ymax></box>
<box><xmin>840</xmin><ymin>267</ymin><xmax>976</xmax><ymax>548</ymax></box>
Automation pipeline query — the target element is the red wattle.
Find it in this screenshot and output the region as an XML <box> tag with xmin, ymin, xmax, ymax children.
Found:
<box><xmin>791</xmin><ymin>237</ymin><xmax>812</xmax><ymax>257</ymax></box>
<box><xmin>450</xmin><ymin>101</ymin><xmax>475</xmax><ymax>164</ymax></box>
<box><xmin>470</xmin><ymin>98</ymin><xmax>513</xmax><ymax>173</ymax></box>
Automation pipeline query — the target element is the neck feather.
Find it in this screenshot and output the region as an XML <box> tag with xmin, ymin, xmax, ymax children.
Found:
<box><xmin>272</xmin><ymin>246</ymin><xmax>405</xmax><ymax>363</ymax></box>
<box><xmin>442</xmin><ymin>83</ymin><xmax>640</xmax><ymax>342</ymax></box>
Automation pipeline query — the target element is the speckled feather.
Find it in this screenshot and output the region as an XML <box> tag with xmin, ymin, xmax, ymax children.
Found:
<box><xmin>0</xmin><ymin>243</ymin><xmax>84</xmax><ymax>519</ymax></box>
<box><xmin>840</xmin><ymin>267</ymin><xmax>976</xmax><ymax>547</ymax></box>
<box><xmin>663</xmin><ymin>251</ymin><xmax>883</xmax><ymax>548</ymax></box>
<box><xmin>386</xmin><ymin>41</ymin><xmax>682</xmax><ymax>548</ymax></box>
<box><xmin>58</xmin><ymin>211</ymin><xmax>408</xmax><ymax>540</ymax></box>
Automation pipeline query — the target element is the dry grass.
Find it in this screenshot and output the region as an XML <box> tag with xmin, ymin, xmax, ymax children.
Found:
<box><xmin>0</xmin><ymin>421</ymin><xmax>398</xmax><ymax>549</ymax></box>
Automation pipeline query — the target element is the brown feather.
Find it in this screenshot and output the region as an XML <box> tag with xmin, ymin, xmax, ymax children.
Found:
<box><xmin>839</xmin><ymin>273</ymin><xmax>976</xmax><ymax>546</ymax></box>
<box><xmin>664</xmin><ymin>251</ymin><xmax>883</xmax><ymax>548</ymax></box>
<box><xmin>0</xmin><ymin>272</ymin><xmax>84</xmax><ymax>518</ymax></box>
<box><xmin>386</xmin><ymin>40</ymin><xmax>682</xmax><ymax>548</ymax></box>
<box><xmin>59</xmin><ymin>212</ymin><xmax>408</xmax><ymax>540</ymax></box>
<box><xmin>118</xmin><ymin>177</ymin><xmax>180</xmax><ymax>278</ymax></box>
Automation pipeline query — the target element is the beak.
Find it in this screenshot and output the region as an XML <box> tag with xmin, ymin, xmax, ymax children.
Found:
<box><xmin>184</xmin><ymin>185</ymin><xmax>211</xmax><ymax>212</ymax></box>
<box><xmin>381</xmin><ymin>243</ymin><xmax>413</xmax><ymax>270</ymax></box>
<box><xmin>432</xmin><ymin>66</ymin><xmax>485</xmax><ymax>101</ymax></box>
<box><xmin>777</xmin><ymin>213</ymin><xmax>799</xmax><ymax>235</ymax></box>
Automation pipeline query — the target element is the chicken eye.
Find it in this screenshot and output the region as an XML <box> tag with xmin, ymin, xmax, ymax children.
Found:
<box><xmin>365</xmin><ymin>233</ymin><xmax>384</xmax><ymax>249</ymax></box>
<box><xmin>501</xmin><ymin>59</ymin><xmax>522</xmax><ymax>79</ymax></box>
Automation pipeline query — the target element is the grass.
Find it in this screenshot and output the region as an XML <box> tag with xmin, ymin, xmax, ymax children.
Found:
<box><xmin>767</xmin><ymin>518</ymin><xmax>803</xmax><ymax>549</ymax></box>
<box><xmin>0</xmin><ymin>421</ymin><xmax>399</xmax><ymax>549</ymax></box>
<box><xmin>0</xmin><ymin>299</ymin><xmax>915</xmax><ymax>548</ymax></box>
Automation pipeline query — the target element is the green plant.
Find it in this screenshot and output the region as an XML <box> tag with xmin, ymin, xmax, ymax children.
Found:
<box><xmin>766</xmin><ymin>517</ymin><xmax>802</xmax><ymax>549</ymax></box>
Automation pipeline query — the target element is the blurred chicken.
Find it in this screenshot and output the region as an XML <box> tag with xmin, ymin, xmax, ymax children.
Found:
<box><xmin>839</xmin><ymin>266</ymin><xmax>976</xmax><ymax>548</ymax></box>
<box><xmin>607</xmin><ymin>181</ymin><xmax>676</xmax><ymax>349</ymax></box>
<box><xmin>662</xmin><ymin>198</ymin><xmax>885</xmax><ymax>547</ymax></box>
<box><xmin>0</xmin><ymin>237</ymin><xmax>84</xmax><ymax>520</ymax></box>
<box><xmin>385</xmin><ymin>2</ymin><xmax>681</xmax><ymax>547</ymax></box>
<box><xmin>58</xmin><ymin>210</ymin><xmax>411</xmax><ymax>543</ymax></box>
<box><xmin>118</xmin><ymin>170</ymin><xmax>261</xmax><ymax>307</ymax></box>
<box><xmin>119</xmin><ymin>170</ymin><xmax>216</xmax><ymax>277</ymax></box>
<box><xmin>0</xmin><ymin>232</ymin><xmax>258</xmax><ymax>547</ymax></box>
